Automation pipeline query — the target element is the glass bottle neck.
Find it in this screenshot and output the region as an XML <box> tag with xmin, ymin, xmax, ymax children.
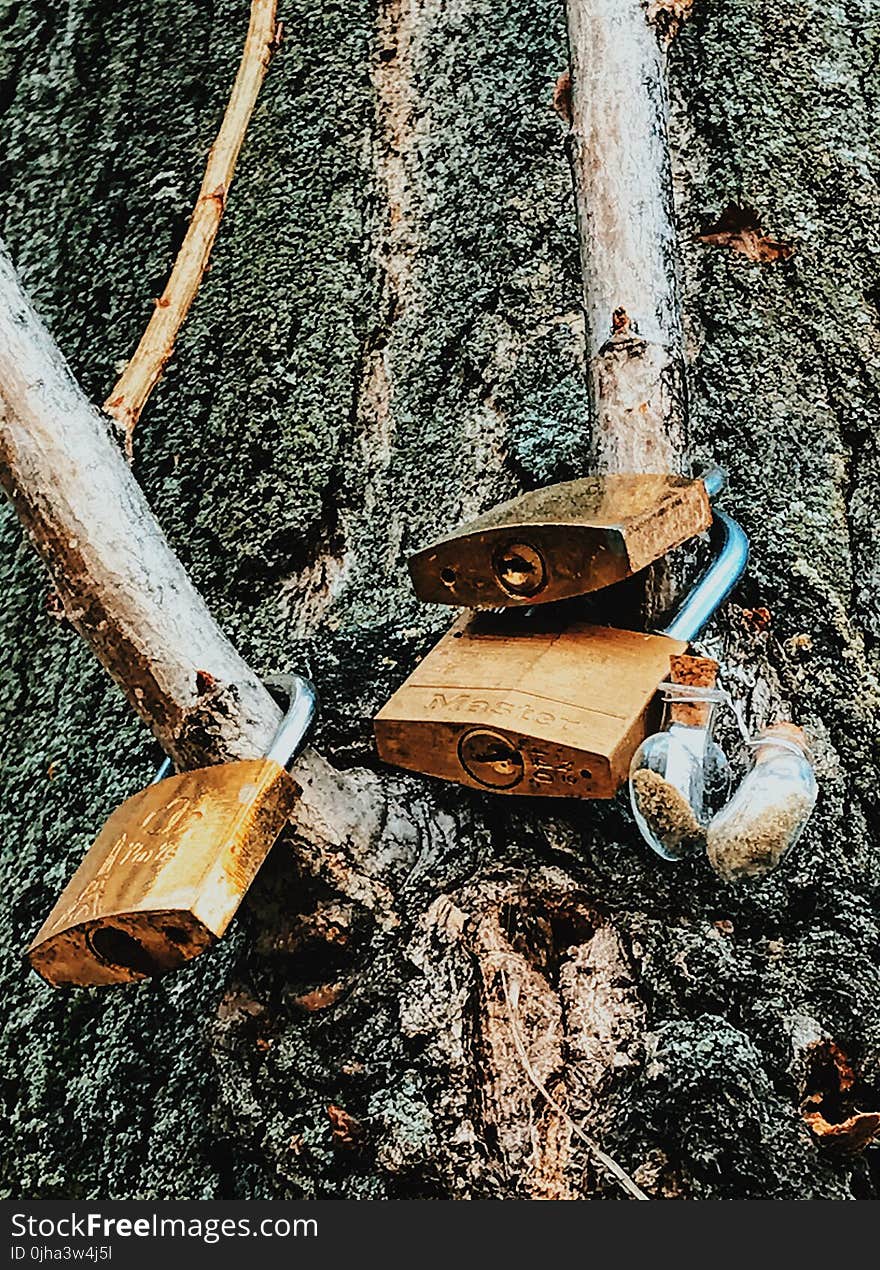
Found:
<box><xmin>659</xmin><ymin>697</ymin><xmax>720</xmax><ymax>742</ymax></box>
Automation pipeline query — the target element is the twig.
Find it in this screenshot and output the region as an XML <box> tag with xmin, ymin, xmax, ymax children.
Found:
<box><xmin>500</xmin><ymin>968</ymin><xmax>649</xmax><ymax>1200</ymax></box>
<box><xmin>104</xmin><ymin>0</ymin><xmax>280</xmax><ymax>456</ymax></box>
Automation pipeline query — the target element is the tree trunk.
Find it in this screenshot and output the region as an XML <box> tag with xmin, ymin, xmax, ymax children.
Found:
<box><xmin>1</xmin><ymin>0</ymin><xmax>878</xmax><ymax>1200</ymax></box>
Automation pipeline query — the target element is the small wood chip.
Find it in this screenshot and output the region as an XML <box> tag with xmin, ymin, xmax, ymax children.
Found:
<box><xmin>327</xmin><ymin>1104</ymin><xmax>365</xmax><ymax>1150</ymax></box>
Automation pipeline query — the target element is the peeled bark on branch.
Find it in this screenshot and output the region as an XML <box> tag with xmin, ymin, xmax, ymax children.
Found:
<box><xmin>566</xmin><ymin>0</ymin><xmax>684</xmax><ymax>472</ymax></box>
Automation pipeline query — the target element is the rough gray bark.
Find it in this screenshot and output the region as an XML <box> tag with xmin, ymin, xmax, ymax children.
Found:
<box><xmin>1</xmin><ymin>0</ymin><xmax>879</xmax><ymax>1200</ymax></box>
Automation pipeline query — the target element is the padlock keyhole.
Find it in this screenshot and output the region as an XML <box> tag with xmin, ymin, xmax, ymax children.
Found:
<box><xmin>162</xmin><ymin>924</ymin><xmax>190</xmax><ymax>945</ymax></box>
<box><xmin>87</xmin><ymin>925</ymin><xmax>163</xmax><ymax>977</ymax></box>
<box><xmin>493</xmin><ymin>542</ymin><xmax>547</xmax><ymax>598</ymax></box>
<box><xmin>459</xmin><ymin>728</ymin><xmax>524</xmax><ymax>789</ymax></box>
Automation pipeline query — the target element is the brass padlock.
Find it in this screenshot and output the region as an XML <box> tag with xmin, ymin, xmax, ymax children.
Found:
<box><xmin>375</xmin><ymin>504</ymin><xmax>748</xmax><ymax>799</ymax></box>
<box><xmin>408</xmin><ymin>473</ymin><xmax>713</xmax><ymax>608</ymax></box>
<box><xmin>28</xmin><ymin>675</ymin><xmax>318</xmax><ymax>988</ymax></box>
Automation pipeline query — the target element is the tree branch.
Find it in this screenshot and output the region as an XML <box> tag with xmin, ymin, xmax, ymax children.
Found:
<box><xmin>0</xmin><ymin>242</ymin><xmax>280</xmax><ymax>768</ymax></box>
<box><xmin>565</xmin><ymin>0</ymin><xmax>685</xmax><ymax>472</ymax></box>
<box><xmin>0</xmin><ymin>237</ymin><xmax>395</xmax><ymax>891</ymax></box>
<box><xmin>500</xmin><ymin>969</ymin><xmax>648</xmax><ymax>1200</ymax></box>
<box><xmin>104</xmin><ymin>0</ymin><xmax>280</xmax><ymax>455</ymax></box>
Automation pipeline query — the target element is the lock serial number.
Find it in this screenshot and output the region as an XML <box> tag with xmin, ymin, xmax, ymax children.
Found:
<box><xmin>528</xmin><ymin>750</ymin><xmax>589</xmax><ymax>787</ymax></box>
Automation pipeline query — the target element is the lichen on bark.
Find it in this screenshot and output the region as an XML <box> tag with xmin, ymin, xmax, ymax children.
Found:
<box><xmin>1</xmin><ymin>0</ymin><xmax>878</xmax><ymax>1200</ymax></box>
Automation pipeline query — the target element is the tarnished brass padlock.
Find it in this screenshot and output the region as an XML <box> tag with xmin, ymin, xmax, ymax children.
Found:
<box><xmin>408</xmin><ymin>473</ymin><xmax>712</xmax><ymax>608</ymax></box>
<box><xmin>28</xmin><ymin>676</ymin><xmax>318</xmax><ymax>988</ymax></box>
<box><xmin>375</xmin><ymin>501</ymin><xmax>748</xmax><ymax>799</ymax></box>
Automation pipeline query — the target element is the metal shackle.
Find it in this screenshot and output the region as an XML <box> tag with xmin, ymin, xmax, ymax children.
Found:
<box><xmin>264</xmin><ymin>673</ymin><xmax>319</xmax><ymax>765</ymax></box>
<box><xmin>659</xmin><ymin>507</ymin><xmax>749</xmax><ymax>643</ymax></box>
<box><xmin>152</xmin><ymin>673</ymin><xmax>318</xmax><ymax>784</ymax></box>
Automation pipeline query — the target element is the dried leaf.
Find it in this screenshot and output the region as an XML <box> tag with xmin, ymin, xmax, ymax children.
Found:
<box><xmin>803</xmin><ymin>1109</ymin><xmax>880</xmax><ymax>1152</ymax></box>
<box><xmin>800</xmin><ymin>1040</ymin><xmax>880</xmax><ymax>1152</ymax></box>
<box><xmin>699</xmin><ymin>205</ymin><xmax>794</xmax><ymax>264</ymax></box>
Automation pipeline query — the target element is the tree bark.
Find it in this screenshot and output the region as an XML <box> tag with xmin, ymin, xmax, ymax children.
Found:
<box><xmin>0</xmin><ymin>235</ymin><xmax>402</xmax><ymax>918</ymax></box>
<box><xmin>1</xmin><ymin>0</ymin><xmax>878</xmax><ymax>1201</ymax></box>
<box><xmin>0</xmin><ymin>240</ymin><xmax>282</xmax><ymax>769</ymax></box>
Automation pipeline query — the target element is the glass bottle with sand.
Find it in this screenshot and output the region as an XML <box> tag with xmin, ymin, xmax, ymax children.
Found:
<box><xmin>706</xmin><ymin>722</ymin><xmax>817</xmax><ymax>882</ymax></box>
<box><xmin>629</xmin><ymin>655</ymin><xmax>729</xmax><ymax>861</ymax></box>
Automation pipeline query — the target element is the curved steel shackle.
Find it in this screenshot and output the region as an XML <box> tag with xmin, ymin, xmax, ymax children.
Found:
<box><xmin>264</xmin><ymin>673</ymin><xmax>319</xmax><ymax>767</ymax></box>
<box><xmin>151</xmin><ymin>673</ymin><xmax>318</xmax><ymax>785</ymax></box>
<box><xmin>659</xmin><ymin>509</ymin><xmax>749</xmax><ymax>643</ymax></box>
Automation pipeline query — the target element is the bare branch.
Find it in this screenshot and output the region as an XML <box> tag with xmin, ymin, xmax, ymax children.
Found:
<box><xmin>104</xmin><ymin>0</ymin><xmax>280</xmax><ymax>455</ymax></box>
<box><xmin>565</xmin><ymin>0</ymin><xmax>684</xmax><ymax>472</ymax></box>
<box><xmin>0</xmin><ymin>238</ymin><xmax>391</xmax><ymax>878</ymax></box>
<box><xmin>0</xmin><ymin>242</ymin><xmax>280</xmax><ymax>768</ymax></box>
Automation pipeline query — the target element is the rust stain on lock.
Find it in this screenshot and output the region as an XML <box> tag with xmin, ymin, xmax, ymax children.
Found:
<box><xmin>374</xmin><ymin>613</ymin><xmax>687</xmax><ymax>798</ymax></box>
<box><xmin>28</xmin><ymin>759</ymin><xmax>298</xmax><ymax>988</ymax></box>
<box><xmin>408</xmin><ymin>473</ymin><xmax>711</xmax><ymax>608</ymax></box>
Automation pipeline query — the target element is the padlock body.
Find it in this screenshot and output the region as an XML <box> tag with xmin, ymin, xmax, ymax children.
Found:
<box><xmin>408</xmin><ymin>474</ymin><xmax>711</xmax><ymax>608</ymax></box>
<box><xmin>28</xmin><ymin>758</ymin><xmax>298</xmax><ymax>987</ymax></box>
<box><xmin>374</xmin><ymin>614</ymin><xmax>687</xmax><ymax>797</ymax></box>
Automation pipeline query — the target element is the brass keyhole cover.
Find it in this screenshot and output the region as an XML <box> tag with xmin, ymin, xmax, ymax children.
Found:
<box><xmin>458</xmin><ymin>728</ymin><xmax>525</xmax><ymax>789</ymax></box>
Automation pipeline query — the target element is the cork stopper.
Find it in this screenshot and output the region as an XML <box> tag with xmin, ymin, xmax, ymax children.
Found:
<box><xmin>753</xmin><ymin>721</ymin><xmax>812</xmax><ymax>762</ymax></box>
<box><xmin>668</xmin><ymin>654</ymin><xmax>719</xmax><ymax>727</ymax></box>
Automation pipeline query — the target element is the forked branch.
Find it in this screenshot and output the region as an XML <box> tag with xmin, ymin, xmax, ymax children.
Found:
<box><xmin>0</xmin><ymin>237</ymin><xmax>404</xmax><ymax>915</ymax></box>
